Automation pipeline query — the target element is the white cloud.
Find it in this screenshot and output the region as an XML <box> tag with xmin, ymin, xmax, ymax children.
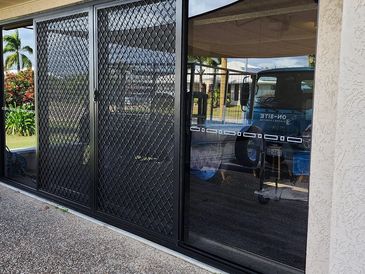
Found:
<box><xmin>231</xmin><ymin>57</ymin><xmax>309</xmax><ymax>70</ymax></box>
<box><xmin>228</xmin><ymin>60</ymin><xmax>259</xmax><ymax>70</ymax></box>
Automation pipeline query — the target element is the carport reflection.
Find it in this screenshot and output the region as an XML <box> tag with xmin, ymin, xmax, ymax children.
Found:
<box><xmin>185</xmin><ymin>0</ymin><xmax>317</xmax><ymax>271</ymax></box>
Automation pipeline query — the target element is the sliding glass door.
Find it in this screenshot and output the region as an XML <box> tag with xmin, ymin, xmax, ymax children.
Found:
<box><xmin>2</xmin><ymin>25</ymin><xmax>36</xmax><ymax>188</ymax></box>
<box><xmin>184</xmin><ymin>0</ymin><xmax>317</xmax><ymax>272</ymax></box>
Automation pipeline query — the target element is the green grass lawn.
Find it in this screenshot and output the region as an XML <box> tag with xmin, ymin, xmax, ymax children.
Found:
<box><xmin>6</xmin><ymin>134</ymin><xmax>36</xmax><ymax>149</ymax></box>
<box><xmin>193</xmin><ymin>101</ymin><xmax>243</xmax><ymax>122</ymax></box>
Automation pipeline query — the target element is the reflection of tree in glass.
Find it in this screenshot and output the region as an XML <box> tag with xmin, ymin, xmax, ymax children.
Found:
<box><xmin>188</xmin><ymin>55</ymin><xmax>221</xmax><ymax>92</ymax></box>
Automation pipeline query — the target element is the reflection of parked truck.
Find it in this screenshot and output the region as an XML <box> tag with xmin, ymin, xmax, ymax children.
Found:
<box><xmin>189</xmin><ymin>65</ymin><xmax>314</xmax><ymax>185</ymax></box>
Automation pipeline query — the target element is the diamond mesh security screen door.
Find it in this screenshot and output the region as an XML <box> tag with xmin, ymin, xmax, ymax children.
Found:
<box><xmin>96</xmin><ymin>0</ymin><xmax>176</xmax><ymax>239</ymax></box>
<box><xmin>35</xmin><ymin>0</ymin><xmax>177</xmax><ymax>239</ymax></box>
<box><xmin>36</xmin><ymin>12</ymin><xmax>92</xmax><ymax>206</ymax></box>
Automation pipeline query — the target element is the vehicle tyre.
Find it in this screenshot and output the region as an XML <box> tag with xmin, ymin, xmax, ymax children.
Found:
<box><xmin>235</xmin><ymin>126</ymin><xmax>263</xmax><ymax>168</ymax></box>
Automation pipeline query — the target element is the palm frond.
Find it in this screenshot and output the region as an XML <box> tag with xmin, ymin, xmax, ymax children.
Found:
<box><xmin>3</xmin><ymin>30</ymin><xmax>21</xmax><ymax>50</ymax></box>
<box><xmin>5</xmin><ymin>53</ymin><xmax>18</xmax><ymax>70</ymax></box>
<box><xmin>3</xmin><ymin>43</ymin><xmax>17</xmax><ymax>54</ymax></box>
<box><xmin>188</xmin><ymin>56</ymin><xmax>221</xmax><ymax>67</ymax></box>
<box><xmin>21</xmin><ymin>54</ymin><xmax>32</xmax><ymax>69</ymax></box>
<box><xmin>22</xmin><ymin>45</ymin><xmax>33</xmax><ymax>55</ymax></box>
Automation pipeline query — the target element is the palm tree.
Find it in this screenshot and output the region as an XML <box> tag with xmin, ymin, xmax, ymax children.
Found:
<box><xmin>3</xmin><ymin>29</ymin><xmax>33</xmax><ymax>71</ymax></box>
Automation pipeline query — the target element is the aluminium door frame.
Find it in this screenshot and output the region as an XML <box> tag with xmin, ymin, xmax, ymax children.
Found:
<box><xmin>0</xmin><ymin>26</ymin><xmax>4</xmax><ymax>179</ymax></box>
<box><xmin>92</xmin><ymin>0</ymin><xmax>183</xmax><ymax>244</ymax></box>
<box><xmin>29</xmin><ymin>0</ymin><xmax>185</xmax><ymax>245</ymax></box>
<box><xmin>174</xmin><ymin>0</ymin><xmax>185</xmax><ymax>244</ymax></box>
<box><xmin>91</xmin><ymin>0</ymin><xmax>143</xmax><ymax>218</ymax></box>
<box><xmin>34</xmin><ymin>7</ymin><xmax>95</xmax><ymax>209</ymax></box>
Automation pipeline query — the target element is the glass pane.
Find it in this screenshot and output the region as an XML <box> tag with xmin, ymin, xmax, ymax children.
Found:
<box><xmin>3</xmin><ymin>26</ymin><xmax>36</xmax><ymax>188</ymax></box>
<box><xmin>189</xmin><ymin>0</ymin><xmax>238</xmax><ymax>17</ymax></box>
<box><xmin>185</xmin><ymin>0</ymin><xmax>318</xmax><ymax>271</ymax></box>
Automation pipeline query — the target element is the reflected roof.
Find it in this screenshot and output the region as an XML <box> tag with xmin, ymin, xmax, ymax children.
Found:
<box><xmin>189</xmin><ymin>0</ymin><xmax>318</xmax><ymax>58</ymax></box>
<box><xmin>259</xmin><ymin>67</ymin><xmax>315</xmax><ymax>74</ymax></box>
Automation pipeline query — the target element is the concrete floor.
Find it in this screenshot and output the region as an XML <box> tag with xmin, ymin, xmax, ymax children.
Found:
<box><xmin>188</xmin><ymin>170</ymin><xmax>308</xmax><ymax>270</ymax></box>
<box><xmin>0</xmin><ymin>183</ymin><xmax>213</xmax><ymax>274</ymax></box>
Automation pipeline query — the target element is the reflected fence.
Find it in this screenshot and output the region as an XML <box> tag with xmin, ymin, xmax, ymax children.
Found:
<box><xmin>187</xmin><ymin>62</ymin><xmax>252</xmax><ymax>125</ymax></box>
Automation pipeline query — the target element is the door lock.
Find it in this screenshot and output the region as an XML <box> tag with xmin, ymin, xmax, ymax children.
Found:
<box><xmin>93</xmin><ymin>89</ymin><xmax>99</xmax><ymax>101</ymax></box>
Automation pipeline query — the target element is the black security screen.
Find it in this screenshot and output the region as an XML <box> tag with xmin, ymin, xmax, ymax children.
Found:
<box><xmin>96</xmin><ymin>0</ymin><xmax>176</xmax><ymax>238</ymax></box>
<box><xmin>36</xmin><ymin>13</ymin><xmax>91</xmax><ymax>206</ymax></box>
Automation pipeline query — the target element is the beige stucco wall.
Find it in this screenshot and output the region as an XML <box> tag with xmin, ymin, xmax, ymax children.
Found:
<box><xmin>308</xmin><ymin>0</ymin><xmax>365</xmax><ymax>273</ymax></box>
<box><xmin>0</xmin><ymin>0</ymin><xmax>85</xmax><ymax>22</ymax></box>
<box><xmin>306</xmin><ymin>0</ymin><xmax>343</xmax><ymax>272</ymax></box>
<box><xmin>328</xmin><ymin>1</ymin><xmax>365</xmax><ymax>272</ymax></box>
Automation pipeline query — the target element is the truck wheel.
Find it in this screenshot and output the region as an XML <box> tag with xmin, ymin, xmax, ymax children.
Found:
<box><xmin>235</xmin><ymin>126</ymin><xmax>263</xmax><ymax>168</ymax></box>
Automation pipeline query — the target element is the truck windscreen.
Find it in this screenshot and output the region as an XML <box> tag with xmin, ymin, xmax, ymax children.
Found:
<box><xmin>254</xmin><ymin>72</ymin><xmax>313</xmax><ymax>111</ymax></box>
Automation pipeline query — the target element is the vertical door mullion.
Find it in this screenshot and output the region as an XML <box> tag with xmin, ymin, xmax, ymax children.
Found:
<box><xmin>94</xmin><ymin>0</ymin><xmax>177</xmax><ymax>240</ymax></box>
<box><xmin>174</xmin><ymin>0</ymin><xmax>186</xmax><ymax>243</ymax></box>
<box><xmin>0</xmin><ymin>26</ymin><xmax>5</xmax><ymax>178</ymax></box>
<box><xmin>35</xmin><ymin>11</ymin><xmax>93</xmax><ymax>206</ymax></box>
<box><xmin>89</xmin><ymin>7</ymin><xmax>97</xmax><ymax>211</ymax></box>
<box><xmin>33</xmin><ymin>19</ymin><xmax>40</xmax><ymax>190</ymax></box>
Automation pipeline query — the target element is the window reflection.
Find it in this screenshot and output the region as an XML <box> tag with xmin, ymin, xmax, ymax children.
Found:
<box><xmin>3</xmin><ymin>26</ymin><xmax>36</xmax><ymax>187</ymax></box>
<box><xmin>189</xmin><ymin>0</ymin><xmax>238</xmax><ymax>17</ymax></box>
<box><xmin>185</xmin><ymin>0</ymin><xmax>318</xmax><ymax>271</ymax></box>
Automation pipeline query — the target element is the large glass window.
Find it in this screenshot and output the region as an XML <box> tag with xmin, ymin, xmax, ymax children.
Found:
<box><xmin>185</xmin><ymin>0</ymin><xmax>318</xmax><ymax>272</ymax></box>
<box><xmin>2</xmin><ymin>25</ymin><xmax>36</xmax><ymax>187</ymax></box>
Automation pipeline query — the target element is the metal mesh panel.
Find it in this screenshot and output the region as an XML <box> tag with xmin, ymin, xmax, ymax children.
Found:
<box><xmin>96</xmin><ymin>0</ymin><xmax>176</xmax><ymax>237</ymax></box>
<box><xmin>37</xmin><ymin>13</ymin><xmax>91</xmax><ymax>205</ymax></box>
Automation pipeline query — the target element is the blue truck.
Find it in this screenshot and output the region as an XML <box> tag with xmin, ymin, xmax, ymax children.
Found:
<box><xmin>189</xmin><ymin>65</ymin><xmax>314</xmax><ymax>197</ymax></box>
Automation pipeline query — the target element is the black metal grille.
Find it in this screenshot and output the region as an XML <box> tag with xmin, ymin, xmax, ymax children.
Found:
<box><xmin>37</xmin><ymin>13</ymin><xmax>91</xmax><ymax>206</ymax></box>
<box><xmin>96</xmin><ymin>0</ymin><xmax>176</xmax><ymax>237</ymax></box>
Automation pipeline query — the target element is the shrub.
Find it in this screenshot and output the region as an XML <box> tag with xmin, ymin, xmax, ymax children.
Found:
<box><xmin>6</xmin><ymin>103</ymin><xmax>35</xmax><ymax>136</ymax></box>
<box><xmin>212</xmin><ymin>88</ymin><xmax>220</xmax><ymax>108</ymax></box>
<box><xmin>4</xmin><ymin>69</ymin><xmax>34</xmax><ymax>107</ymax></box>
